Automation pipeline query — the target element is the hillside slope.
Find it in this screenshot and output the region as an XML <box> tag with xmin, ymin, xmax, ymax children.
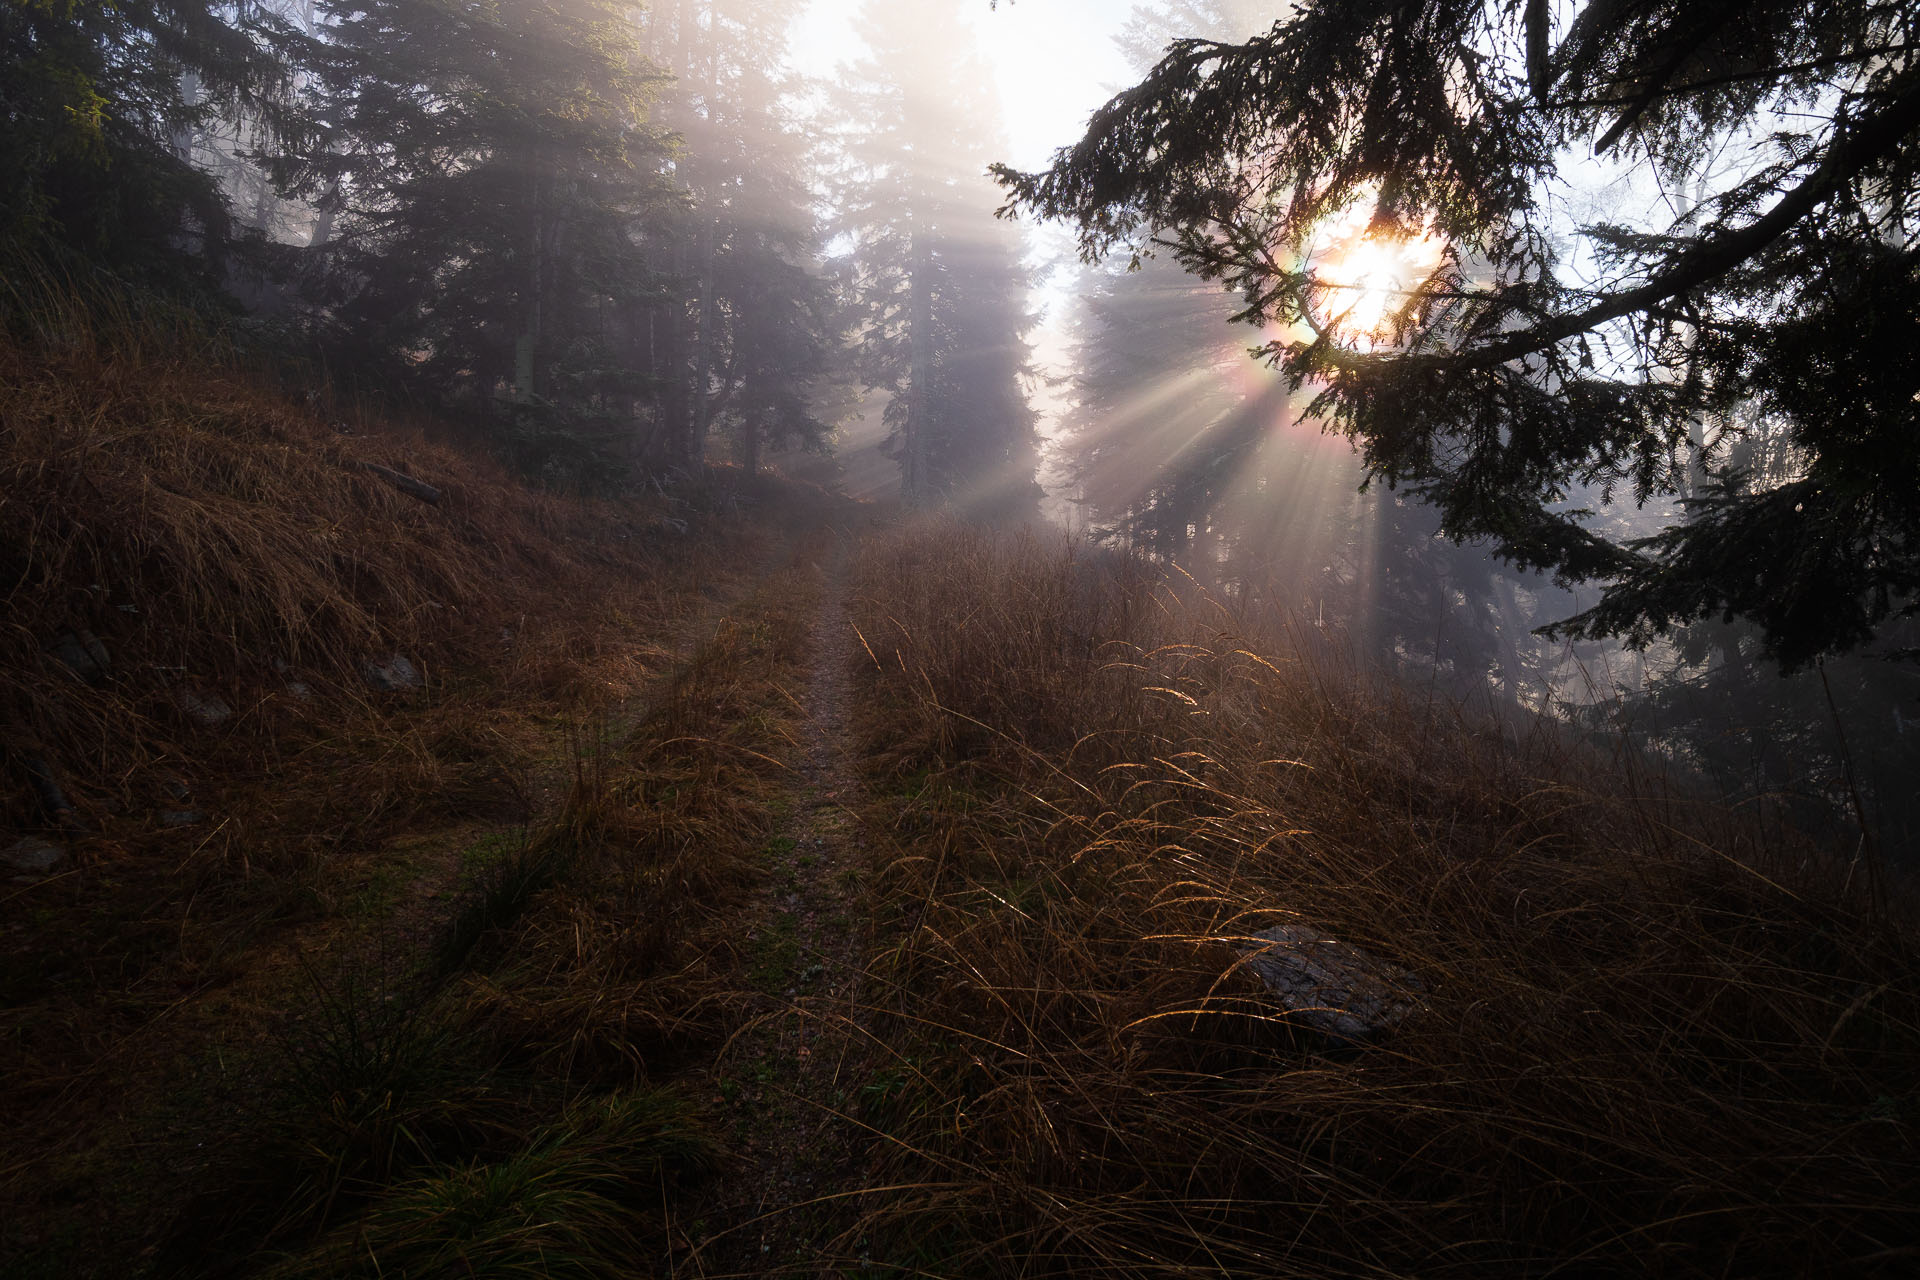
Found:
<box><xmin>2</xmin><ymin>328</ymin><xmax>1915</xmax><ymax>1279</ymax></box>
<box><xmin>835</xmin><ymin>522</ymin><xmax>1920</xmax><ymax>1277</ymax></box>
<box><xmin>0</xmin><ymin>320</ymin><xmax>850</xmax><ymax>1273</ymax></box>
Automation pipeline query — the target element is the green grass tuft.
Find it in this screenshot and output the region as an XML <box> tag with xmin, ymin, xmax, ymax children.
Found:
<box><xmin>265</xmin><ymin>1088</ymin><xmax>723</xmax><ymax>1279</ymax></box>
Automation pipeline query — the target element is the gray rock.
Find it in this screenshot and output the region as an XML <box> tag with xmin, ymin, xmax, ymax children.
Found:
<box><xmin>159</xmin><ymin>810</ymin><xmax>204</xmax><ymax>828</ymax></box>
<box><xmin>284</xmin><ymin>680</ymin><xmax>313</xmax><ymax>701</ymax></box>
<box><xmin>48</xmin><ymin>629</ymin><xmax>110</xmax><ymax>683</ymax></box>
<box><xmin>21</xmin><ymin>754</ymin><xmax>75</xmax><ymax>822</ymax></box>
<box><xmin>173</xmin><ymin>688</ymin><xmax>233</xmax><ymax>727</ymax></box>
<box><xmin>362</xmin><ymin>655</ymin><xmax>422</xmax><ymax>691</ymax></box>
<box><xmin>1237</xmin><ymin>924</ymin><xmax>1425</xmax><ymax>1042</ymax></box>
<box><xmin>2</xmin><ymin>837</ymin><xmax>67</xmax><ymax>876</ymax></box>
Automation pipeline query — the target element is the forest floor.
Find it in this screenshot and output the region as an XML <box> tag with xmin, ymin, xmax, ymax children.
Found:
<box><xmin>0</xmin><ymin>346</ymin><xmax>890</xmax><ymax>1275</ymax></box>
<box><xmin>5</xmin><ymin>334</ymin><xmax>1916</xmax><ymax>1278</ymax></box>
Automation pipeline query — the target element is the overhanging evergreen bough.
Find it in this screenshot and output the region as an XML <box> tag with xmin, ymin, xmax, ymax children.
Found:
<box><xmin>996</xmin><ymin>0</ymin><xmax>1920</xmax><ymax>670</ymax></box>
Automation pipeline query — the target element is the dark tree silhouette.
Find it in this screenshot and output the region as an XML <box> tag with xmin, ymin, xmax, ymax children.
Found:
<box><xmin>999</xmin><ymin>0</ymin><xmax>1920</xmax><ymax>669</ymax></box>
<box><xmin>0</xmin><ymin>0</ymin><xmax>293</xmax><ymax>291</ymax></box>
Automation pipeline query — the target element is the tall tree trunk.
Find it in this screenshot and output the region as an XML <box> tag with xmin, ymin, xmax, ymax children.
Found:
<box><xmin>1190</xmin><ymin>510</ymin><xmax>1218</xmax><ymax>586</ymax></box>
<box><xmin>667</xmin><ymin>0</ymin><xmax>700</xmax><ymax>463</ymax></box>
<box><xmin>171</xmin><ymin>72</ymin><xmax>202</xmax><ymax>160</ymax></box>
<box><xmin>653</xmin><ymin>282</ymin><xmax>691</xmax><ymax>463</ymax></box>
<box><xmin>691</xmin><ymin>214</ymin><xmax>717</xmax><ymax>459</ymax></box>
<box><xmin>1492</xmin><ymin>574</ymin><xmax>1532</xmax><ymax>706</ymax></box>
<box><xmin>519</xmin><ymin>154</ymin><xmax>547</xmax><ymax>403</ymax></box>
<box><xmin>905</xmin><ymin>226</ymin><xmax>933</xmax><ymax>506</ymax></box>
<box><xmin>307</xmin><ymin>178</ymin><xmax>342</xmax><ymax>250</ymax></box>
<box><xmin>740</xmin><ymin>400</ymin><xmax>761</xmax><ymax>478</ymax></box>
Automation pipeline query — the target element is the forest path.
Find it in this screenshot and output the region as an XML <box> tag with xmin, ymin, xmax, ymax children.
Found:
<box><xmin>690</xmin><ymin>528</ymin><xmax>881</xmax><ymax>1277</ymax></box>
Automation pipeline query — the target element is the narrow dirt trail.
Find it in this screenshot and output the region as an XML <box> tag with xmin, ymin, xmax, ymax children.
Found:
<box><xmin>693</xmin><ymin>528</ymin><xmax>879</xmax><ymax>1277</ymax></box>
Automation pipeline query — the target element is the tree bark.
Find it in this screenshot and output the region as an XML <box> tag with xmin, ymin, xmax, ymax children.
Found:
<box><xmin>519</xmin><ymin>149</ymin><xmax>547</xmax><ymax>403</ymax></box>
<box><xmin>691</xmin><ymin>214</ymin><xmax>717</xmax><ymax>458</ymax></box>
<box><xmin>906</xmin><ymin>226</ymin><xmax>934</xmax><ymax>506</ymax></box>
<box><xmin>356</xmin><ymin>460</ymin><xmax>442</xmax><ymax>505</ymax></box>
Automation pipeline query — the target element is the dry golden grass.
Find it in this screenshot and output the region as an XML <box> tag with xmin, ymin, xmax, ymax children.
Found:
<box><xmin>0</xmin><ymin>311</ymin><xmax>765</xmax><ymax>1092</ymax></box>
<box><xmin>177</xmin><ymin>553</ymin><xmax>838</xmax><ymax>1277</ymax></box>
<box><xmin>841</xmin><ymin>518</ymin><xmax>1920</xmax><ymax>1279</ymax></box>
<box><xmin>0</xmin><ymin>292</ymin><xmax>843</xmax><ymax>1278</ymax></box>
<box><xmin>0</xmin><ymin>323</ymin><xmax>705</xmax><ymax>827</ymax></box>
<box><xmin>10</xmin><ymin>275</ymin><xmax>1915</xmax><ymax>1279</ymax></box>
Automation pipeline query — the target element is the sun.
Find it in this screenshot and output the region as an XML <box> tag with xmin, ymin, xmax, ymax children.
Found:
<box><xmin>1306</xmin><ymin>204</ymin><xmax>1446</xmax><ymax>347</ymax></box>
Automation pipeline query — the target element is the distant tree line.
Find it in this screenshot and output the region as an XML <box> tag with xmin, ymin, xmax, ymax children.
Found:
<box><xmin>1</xmin><ymin>0</ymin><xmax>1039</xmax><ymax>509</ymax></box>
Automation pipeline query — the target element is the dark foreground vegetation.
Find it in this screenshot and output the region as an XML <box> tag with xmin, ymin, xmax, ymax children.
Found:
<box><xmin>3</xmin><ymin>304</ymin><xmax>1916</xmax><ymax>1278</ymax></box>
<box><xmin>0</xmin><ymin>301</ymin><xmax>839</xmax><ymax>1275</ymax></box>
<box><xmin>844</xmin><ymin>523</ymin><xmax>1920</xmax><ymax>1276</ymax></box>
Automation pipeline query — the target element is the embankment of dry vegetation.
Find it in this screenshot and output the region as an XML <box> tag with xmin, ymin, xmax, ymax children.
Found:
<box><xmin>0</xmin><ymin>307</ymin><xmax>845</xmax><ymax>1276</ymax></box>
<box><xmin>3</xmin><ymin>302</ymin><xmax>1915</xmax><ymax>1279</ymax></box>
<box><xmin>839</xmin><ymin>519</ymin><xmax>1920</xmax><ymax>1278</ymax></box>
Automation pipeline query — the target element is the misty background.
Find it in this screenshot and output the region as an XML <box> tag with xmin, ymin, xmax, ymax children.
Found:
<box><xmin>121</xmin><ymin>0</ymin><xmax>1920</xmax><ymax>863</ymax></box>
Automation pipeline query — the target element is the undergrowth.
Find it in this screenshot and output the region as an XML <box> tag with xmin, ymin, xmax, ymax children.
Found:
<box><xmin>0</xmin><ymin>287</ymin><xmax>843</xmax><ymax>1277</ymax></box>
<box><xmin>161</xmin><ymin>556</ymin><xmax>827</xmax><ymax>1274</ymax></box>
<box><xmin>265</xmin><ymin>1087</ymin><xmax>723</xmax><ymax>1280</ymax></box>
<box><xmin>840</xmin><ymin>519</ymin><xmax>1920</xmax><ymax>1279</ymax></box>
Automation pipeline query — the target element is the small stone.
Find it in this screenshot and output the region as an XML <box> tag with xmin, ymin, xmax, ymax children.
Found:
<box><xmin>362</xmin><ymin>654</ymin><xmax>422</xmax><ymax>691</ymax></box>
<box><xmin>1237</xmin><ymin>924</ymin><xmax>1425</xmax><ymax>1043</ymax></box>
<box><xmin>2</xmin><ymin>837</ymin><xmax>67</xmax><ymax>876</ymax></box>
<box><xmin>47</xmin><ymin>629</ymin><xmax>110</xmax><ymax>683</ymax></box>
<box><xmin>284</xmin><ymin>681</ymin><xmax>312</xmax><ymax>701</ymax></box>
<box><xmin>173</xmin><ymin>688</ymin><xmax>232</xmax><ymax>727</ymax></box>
<box><xmin>160</xmin><ymin>810</ymin><xmax>204</xmax><ymax>828</ymax></box>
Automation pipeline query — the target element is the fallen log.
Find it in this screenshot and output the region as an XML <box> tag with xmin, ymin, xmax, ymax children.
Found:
<box><xmin>356</xmin><ymin>460</ymin><xmax>441</xmax><ymax>505</ymax></box>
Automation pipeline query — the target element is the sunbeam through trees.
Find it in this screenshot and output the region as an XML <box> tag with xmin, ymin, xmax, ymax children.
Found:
<box><xmin>3</xmin><ymin>3</ymin><xmax>1919</xmax><ymax>1277</ymax></box>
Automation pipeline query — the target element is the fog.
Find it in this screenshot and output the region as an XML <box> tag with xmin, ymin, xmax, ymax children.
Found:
<box><xmin>158</xmin><ymin>0</ymin><xmax>1920</xmax><ymax>861</ymax></box>
<box><xmin>789</xmin><ymin>1</ymin><xmax>1920</xmax><ymax>864</ymax></box>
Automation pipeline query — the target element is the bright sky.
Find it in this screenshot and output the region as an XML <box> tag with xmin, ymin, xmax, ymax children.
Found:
<box><xmin>787</xmin><ymin>0</ymin><xmax>1135</xmax><ymax>172</ymax></box>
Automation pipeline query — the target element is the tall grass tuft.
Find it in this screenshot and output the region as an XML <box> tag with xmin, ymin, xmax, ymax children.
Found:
<box><xmin>264</xmin><ymin>1088</ymin><xmax>722</xmax><ymax>1279</ymax></box>
<box><xmin>251</xmin><ymin>959</ymin><xmax>508</xmax><ymax>1235</ymax></box>
<box><xmin>437</xmin><ymin>732</ymin><xmax>617</xmax><ymax>975</ymax></box>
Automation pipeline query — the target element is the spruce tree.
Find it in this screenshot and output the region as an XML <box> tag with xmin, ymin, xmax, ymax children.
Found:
<box><xmin>1000</xmin><ymin>0</ymin><xmax>1920</xmax><ymax>669</ymax></box>
<box><xmin>636</xmin><ymin>0</ymin><xmax>843</xmax><ymax>474</ymax></box>
<box><xmin>278</xmin><ymin>0</ymin><xmax>674</xmax><ymax>478</ymax></box>
<box><xmin>835</xmin><ymin>0</ymin><xmax>1041</xmax><ymax>516</ymax></box>
<box><xmin>1059</xmin><ymin>0</ymin><xmax>1577</xmax><ymax>694</ymax></box>
<box><xmin>1</xmin><ymin>0</ymin><xmax>291</xmax><ymax>292</ymax></box>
